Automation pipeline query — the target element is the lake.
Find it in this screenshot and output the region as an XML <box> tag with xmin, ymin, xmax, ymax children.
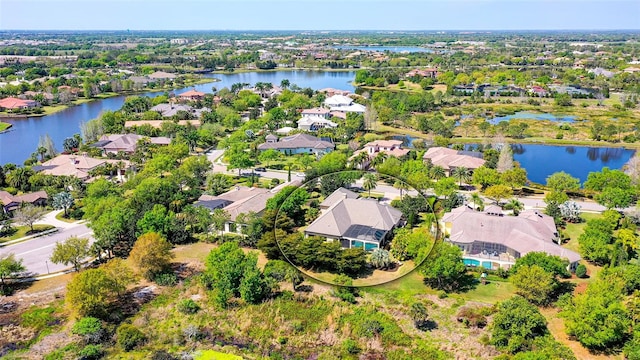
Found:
<box><xmin>0</xmin><ymin>71</ymin><xmax>356</xmax><ymax>165</ymax></box>
<box><xmin>333</xmin><ymin>45</ymin><xmax>433</xmax><ymax>53</ymax></box>
<box><xmin>488</xmin><ymin>111</ymin><xmax>577</xmax><ymax>125</ymax></box>
<box><xmin>392</xmin><ymin>135</ymin><xmax>636</xmax><ymax>185</ymax></box>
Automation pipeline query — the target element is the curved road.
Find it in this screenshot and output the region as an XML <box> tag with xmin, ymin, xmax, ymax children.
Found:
<box><xmin>0</xmin><ymin>224</ymin><xmax>93</xmax><ymax>276</ymax></box>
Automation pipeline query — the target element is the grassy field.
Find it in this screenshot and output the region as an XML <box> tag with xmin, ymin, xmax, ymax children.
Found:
<box><xmin>54</xmin><ymin>211</ymin><xmax>78</xmax><ymax>223</ymax></box>
<box><xmin>0</xmin><ymin>122</ymin><xmax>12</xmax><ymax>131</ymax></box>
<box><xmin>0</xmin><ymin>224</ymin><xmax>55</xmax><ymax>243</ymax></box>
<box><xmin>562</xmin><ymin>212</ymin><xmax>601</xmax><ymax>253</ymax></box>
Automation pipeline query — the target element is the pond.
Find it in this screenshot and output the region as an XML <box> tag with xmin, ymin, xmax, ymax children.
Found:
<box><xmin>0</xmin><ymin>70</ymin><xmax>356</xmax><ymax>165</ymax></box>
<box><xmin>487</xmin><ymin>111</ymin><xmax>577</xmax><ymax>125</ymax></box>
<box><xmin>392</xmin><ymin>135</ymin><xmax>636</xmax><ymax>185</ymax></box>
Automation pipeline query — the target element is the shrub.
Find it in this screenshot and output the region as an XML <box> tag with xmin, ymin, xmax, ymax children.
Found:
<box><xmin>72</xmin><ymin>317</ymin><xmax>104</xmax><ymax>344</ymax></box>
<box><xmin>342</xmin><ymin>339</ymin><xmax>361</xmax><ymax>354</ymax></box>
<box><xmin>79</xmin><ymin>344</ymin><xmax>104</xmax><ymax>360</ymax></box>
<box><xmin>154</xmin><ymin>272</ymin><xmax>178</xmax><ymax>286</ymax></box>
<box><xmin>21</xmin><ymin>306</ymin><xmax>56</xmax><ymax>331</ymax></box>
<box><xmin>456</xmin><ymin>307</ymin><xmax>489</xmax><ymax>328</ymax></box>
<box><xmin>575</xmin><ymin>264</ymin><xmax>588</xmax><ymax>278</ymax></box>
<box><xmin>116</xmin><ymin>324</ymin><xmax>146</xmax><ymax>351</ymax></box>
<box><xmin>177</xmin><ymin>299</ymin><xmax>200</xmax><ymax>314</ymax></box>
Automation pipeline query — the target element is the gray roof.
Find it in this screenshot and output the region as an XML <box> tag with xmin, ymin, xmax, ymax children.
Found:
<box><xmin>257</xmin><ymin>133</ymin><xmax>335</xmax><ymax>151</ymax></box>
<box><xmin>443</xmin><ymin>206</ymin><xmax>581</xmax><ymax>263</ymax></box>
<box><xmin>320</xmin><ymin>187</ymin><xmax>359</xmax><ymax>208</ymax></box>
<box><xmin>305</xmin><ymin>194</ymin><xmax>403</xmax><ymax>243</ymax></box>
<box><xmin>194</xmin><ymin>186</ymin><xmax>274</xmax><ymax>221</ymax></box>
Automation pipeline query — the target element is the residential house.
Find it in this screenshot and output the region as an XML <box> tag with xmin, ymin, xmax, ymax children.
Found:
<box><xmin>177</xmin><ymin>89</ymin><xmax>206</xmax><ymax>101</ymax></box>
<box><xmin>324</xmin><ymin>94</ymin><xmax>355</xmax><ymax>108</ymax></box>
<box><xmin>588</xmin><ymin>67</ymin><xmax>615</xmax><ymax>78</ymax></box>
<box><xmin>305</xmin><ymin>188</ymin><xmax>403</xmax><ymax>251</ymax></box>
<box><xmin>529</xmin><ymin>86</ymin><xmax>548</xmax><ymax>97</ymax></box>
<box><xmin>194</xmin><ymin>186</ymin><xmax>276</xmax><ymax>234</ymax></box>
<box><xmin>148</xmin><ymin>71</ymin><xmax>177</xmax><ymax>80</ymax></box>
<box><xmin>297</xmin><ymin>115</ymin><xmax>338</xmax><ymax>131</ymax></box>
<box><xmin>453</xmin><ymin>85</ymin><xmax>475</xmax><ymax>95</ymax></box>
<box><xmin>257</xmin><ymin>133</ymin><xmax>335</xmax><ymax>155</ymax></box>
<box><xmin>0</xmin><ymin>190</ymin><xmax>48</xmax><ymax>213</ymax></box>
<box><xmin>34</xmin><ymin>154</ymin><xmax>130</xmax><ymax>181</ymax></box>
<box><xmin>0</xmin><ymin>97</ymin><xmax>39</xmax><ymax>110</ymax></box>
<box><xmin>301</xmin><ymin>107</ymin><xmax>331</xmax><ymax>119</ymax></box>
<box><xmin>405</xmin><ymin>68</ymin><xmax>438</xmax><ymax>79</ymax></box>
<box><xmin>350</xmin><ymin>139</ymin><xmax>410</xmax><ymax>168</ymax></box>
<box><xmin>423</xmin><ymin>147</ymin><xmax>485</xmax><ymax>176</ymax></box>
<box><xmin>549</xmin><ymin>84</ymin><xmax>591</xmax><ymax>96</ymax></box>
<box><xmin>124</xmin><ymin>120</ymin><xmax>202</xmax><ymax>129</ymax></box>
<box><xmin>93</xmin><ymin>134</ymin><xmax>171</xmax><ymax>155</ymax></box>
<box><xmin>441</xmin><ymin>205</ymin><xmax>581</xmax><ymax>270</ymax></box>
<box><xmin>319</xmin><ymin>187</ymin><xmax>359</xmax><ymax>210</ymax></box>
<box><xmin>318</xmin><ymin>88</ymin><xmax>352</xmax><ymax>97</ymax></box>
<box><xmin>150</xmin><ymin>103</ymin><xmax>210</xmax><ymax>118</ymax></box>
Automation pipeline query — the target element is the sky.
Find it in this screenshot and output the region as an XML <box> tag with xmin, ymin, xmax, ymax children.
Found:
<box><xmin>0</xmin><ymin>0</ymin><xmax>638</xmax><ymax>31</ymax></box>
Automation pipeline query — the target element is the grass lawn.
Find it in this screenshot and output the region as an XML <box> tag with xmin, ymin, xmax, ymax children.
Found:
<box><xmin>54</xmin><ymin>211</ymin><xmax>78</xmax><ymax>223</ymax></box>
<box><xmin>194</xmin><ymin>350</ymin><xmax>242</xmax><ymax>360</ymax></box>
<box><xmin>0</xmin><ymin>224</ymin><xmax>55</xmax><ymax>243</ymax></box>
<box><xmin>0</xmin><ymin>122</ymin><xmax>11</xmax><ymax>132</ymax></box>
<box><xmin>562</xmin><ymin>212</ymin><xmax>601</xmax><ymax>253</ymax></box>
<box><xmin>453</xmin><ymin>279</ymin><xmax>516</xmax><ymax>304</ymax></box>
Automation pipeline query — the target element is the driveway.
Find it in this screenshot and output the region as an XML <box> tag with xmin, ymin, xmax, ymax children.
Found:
<box><xmin>35</xmin><ymin>209</ymin><xmax>83</xmax><ymax>229</ymax></box>
<box><xmin>0</xmin><ymin>224</ymin><xmax>94</xmax><ymax>275</ymax></box>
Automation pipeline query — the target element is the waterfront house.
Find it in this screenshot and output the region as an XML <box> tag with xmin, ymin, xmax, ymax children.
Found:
<box><xmin>441</xmin><ymin>205</ymin><xmax>581</xmax><ymax>270</ymax></box>
<box><xmin>257</xmin><ymin>133</ymin><xmax>335</xmax><ymax>155</ymax></box>
<box><xmin>305</xmin><ymin>188</ymin><xmax>403</xmax><ymax>251</ymax></box>
<box><xmin>177</xmin><ymin>89</ymin><xmax>206</xmax><ymax>101</ymax></box>
<box><xmin>301</xmin><ymin>107</ymin><xmax>331</xmax><ymax>119</ymax></box>
<box><xmin>423</xmin><ymin>147</ymin><xmax>485</xmax><ymax>176</ymax></box>
<box><xmin>124</xmin><ymin>119</ymin><xmax>201</xmax><ymax>129</ymax></box>
<box><xmin>148</xmin><ymin>71</ymin><xmax>177</xmax><ymax>80</ymax></box>
<box><xmin>150</xmin><ymin>103</ymin><xmax>210</xmax><ymax>118</ymax></box>
<box><xmin>405</xmin><ymin>68</ymin><xmax>438</xmax><ymax>79</ymax></box>
<box><xmin>350</xmin><ymin>139</ymin><xmax>410</xmax><ymax>168</ymax></box>
<box><xmin>0</xmin><ymin>97</ymin><xmax>39</xmax><ymax>110</ymax></box>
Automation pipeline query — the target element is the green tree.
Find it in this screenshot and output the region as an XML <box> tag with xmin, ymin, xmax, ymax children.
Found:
<box><xmin>452</xmin><ymin>166</ymin><xmax>471</xmax><ymax>186</ymax></box>
<box><xmin>66</xmin><ymin>268</ymin><xmax>116</xmax><ymax>318</ymax></box>
<box><xmin>129</xmin><ymin>233</ymin><xmax>174</xmax><ymax>280</ymax></box>
<box><xmin>484</xmin><ymin>184</ymin><xmax>513</xmax><ymax>205</ymax></box>
<box><xmin>0</xmin><ymin>254</ymin><xmax>25</xmax><ymax>289</ymax></box>
<box><xmin>409</xmin><ymin>302</ymin><xmax>430</xmax><ymax>330</ymax></box>
<box><xmin>472</xmin><ymin>166</ymin><xmax>501</xmax><ymax>190</ymax></box>
<box><xmin>470</xmin><ymin>192</ymin><xmax>484</xmax><ymax>211</ymax></box>
<box><xmin>6</xmin><ymin>167</ymin><xmax>34</xmax><ymax>191</ymax></box>
<box><xmin>239</xmin><ymin>253</ymin><xmax>269</xmax><ymax>304</ymax></box>
<box><xmin>511</xmin><ymin>265</ymin><xmax>557</xmax><ymax>305</ymax></box>
<box><xmin>258</xmin><ymin>149</ymin><xmax>281</xmax><ymax>167</ymax></box>
<box><xmin>419</xmin><ymin>241</ymin><xmax>467</xmax><ymax>292</ymax></box>
<box><xmin>227</xmin><ymin>151</ymin><xmax>254</xmax><ymax>176</ymax></box>
<box><xmin>579</xmin><ymin>219</ymin><xmax>614</xmax><ymax>265</ymax></box>
<box><xmin>52</xmin><ymin>191</ymin><xmax>74</xmax><ymax>217</ymax></box>
<box><xmin>562</xmin><ymin>279</ymin><xmax>630</xmax><ymax>351</ymax></box>
<box><xmin>51</xmin><ymin>236</ymin><xmax>90</xmax><ymax>272</ymax></box>
<box><xmin>510</xmin><ymin>252</ymin><xmax>570</xmax><ymax>278</ymax></box>
<box><xmin>211</xmin><ymin>208</ymin><xmax>230</xmax><ymax>240</ymax></box>
<box><xmin>501</xmin><ymin>167</ymin><xmax>527</xmax><ymax>191</ymax></box>
<box><xmin>102</xmin><ymin>258</ymin><xmax>135</xmax><ymax>297</ymax></box>
<box><xmin>546</xmin><ymin>171</ymin><xmax>580</xmax><ymax>193</ymax></box>
<box><xmin>204</xmin><ymin>241</ymin><xmax>249</xmax><ymax>308</ymax></box>
<box><xmin>491</xmin><ymin>296</ymin><xmax>549</xmax><ymax>354</ymax></box>
<box><xmin>206</xmin><ymin>173</ymin><xmax>233</xmax><ymax>195</ymax></box>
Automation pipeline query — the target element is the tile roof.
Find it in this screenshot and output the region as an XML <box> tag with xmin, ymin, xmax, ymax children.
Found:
<box><xmin>319</xmin><ymin>187</ymin><xmax>359</xmax><ymax>208</ymax></box>
<box><xmin>301</xmin><ymin>107</ymin><xmax>331</xmax><ymax>116</ymax></box>
<box><xmin>124</xmin><ymin>120</ymin><xmax>201</xmax><ymax>129</ymax></box>
<box><xmin>194</xmin><ymin>186</ymin><xmax>275</xmax><ymax>221</ymax></box>
<box><xmin>423</xmin><ymin>147</ymin><xmax>485</xmax><ymax>170</ymax></box>
<box><xmin>324</xmin><ymin>94</ymin><xmax>354</xmax><ymax>107</ymax></box>
<box><xmin>257</xmin><ymin>133</ymin><xmax>335</xmax><ymax>151</ymax></box>
<box><xmin>0</xmin><ymin>97</ymin><xmax>38</xmax><ymax>109</ymax></box>
<box><xmin>443</xmin><ymin>206</ymin><xmax>580</xmax><ymax>263</ymax></box>
<box><xmin>306</xmin><ymin>192</ymin><xmax>403</xmax><ymax>243</ymax></box>
<box><xmin>97</xmin><ymin>134</ymin><xmax>171</xmax><ymax>152</ymax></box>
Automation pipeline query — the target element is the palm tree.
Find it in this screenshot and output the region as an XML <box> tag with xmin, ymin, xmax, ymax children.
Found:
<box><xmin>369</xmin><ymin>248</ymin><xmax>392</xmax><ymax>269</ymax></box>
<box><xmin>370</xmin><ymin>152</ymin><xmax>387</xmax><ymax>169</ymax></box>
<box><xmin>6</xmin><ymin>167</ymin><xmax>33</xmax><ymax>191</ymax></box>
<box><xmin>37</xmin><ymin>146</ymin><xmax>47</xmax><ymax>162</ymax></box>
<box><xmin>352</xmin><ymin>152</ymin><xmax>370</xmax><ymax>170</ymax></box>
<box><xmin>211</xmin><ymin>209</ymin><xmax>230</xmax><ymax>241</ymax></box>
<box><xmin>280</xmin><ymin>79</ymin><xmax>290</xmax><ymax>89</ymax></box>
<box><xmin>452</xmin><ymin>166</ymin><xmax>471</xmax><ymax>187</ymax></box>
<box><xmin>363</xmin><ymin>173</ymin><xmax>378</xmax><ymax>197</ymax></box>
<box><xmin>470</xmin><ymin>192</ymin><xmax>484</xmax><ymax>211</ymax></box>
<box><xmin>504</xmin><ymin>198</ymin><xmax>524</xmax><ymax>215</ymax></box>
<box><xmin>429</xmin><ymin>165</ymin><xmax>446</xmax><ymax>180</ymax></box>
<box><xmin>394</xmin><ymin>180</ymin><xmax>408</xmax><ymax>200</ymax></box>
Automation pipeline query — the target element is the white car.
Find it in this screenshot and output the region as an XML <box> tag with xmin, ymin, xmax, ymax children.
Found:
<box><xmin>296</xmin><ymin>173</ymin><xmax>305</xmax><ymax>177</ymax></box>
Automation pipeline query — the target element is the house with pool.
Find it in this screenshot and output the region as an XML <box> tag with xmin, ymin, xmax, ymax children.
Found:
<box><xmin>304</xmin><ymin>188</ymin><xmax>403</xmax><ymax>251</ymax></box>
<box><xmin>441</xmin><ymin>205</ymin><xmax>581</xmax><ymax>270</ymax></box>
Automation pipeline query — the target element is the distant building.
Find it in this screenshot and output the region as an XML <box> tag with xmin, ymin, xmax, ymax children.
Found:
<box><xmin>405</xmin><ymin>68</ymin><xmax>438</xmax><ymax>79</ymax></box>
<box><xmin>177</xmin><ymin>89</ymin><xmax>206</xmax><ymax>101</ymax></box>
<box><xmin>150</xmin><ymin>103</ymin><xmax>210</xmax><ymax>118</ymax></box>
<box><xmin>257</xmin><ymin>133</ymin><xmax>335</xmax><ymax>155</ymax></box>
<box><xmin>124</xmin><ymin>120</ymin><xmax>201</xmax><ymax>129</ymax></box>
<box><xmin>34</xmin><ymin>154</ymin><xmax>130</xmax><ymax>181</ymax></box>
<box><xmin>148</xmin><ymin>71</ymin><xmax>177</xmax><ymax>80</ymax></box>
<box><xmin>301</xmin><ymin>107</ymin><xmax>331</xmax><ymax>119</ymax></box>
<box><xmin>588</xmin><ymin>67</ymin><xmax>614</xmax><ymax>78</ymax></box>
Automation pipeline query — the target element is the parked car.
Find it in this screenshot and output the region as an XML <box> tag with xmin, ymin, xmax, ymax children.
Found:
<box><xmin>255</xmin><ymin>167</ymin><xmax>267</xmax><ymax>172</ymax></box>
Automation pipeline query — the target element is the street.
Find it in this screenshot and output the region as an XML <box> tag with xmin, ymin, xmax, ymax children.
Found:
<box><xmin>0</xmin><ymin>224</ymin><xmax>93</xmax><ymax>276</ymax></box>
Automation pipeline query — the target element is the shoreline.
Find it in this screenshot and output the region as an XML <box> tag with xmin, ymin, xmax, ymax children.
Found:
<box><xmin>0</xmin><ymin>77</ymin><xmax>217</xmax><ymax>120</ymax></box>
<box><xmin>210</xmin><ymin>67</ymin><xmax>359</xmax><ymax>75</ymax></box>
<box><xmin>0</xmin><ymin>122</ymin><xmax>12</xmax><ymax>133</ymax></box>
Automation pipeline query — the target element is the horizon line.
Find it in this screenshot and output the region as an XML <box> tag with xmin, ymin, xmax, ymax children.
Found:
<box><xmin>2</xmin><ymin>28</ymin><xmax>640</xmax><ymax>32</ymax></box>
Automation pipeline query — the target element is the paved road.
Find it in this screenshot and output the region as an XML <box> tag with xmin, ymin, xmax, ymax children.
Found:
<box><xmin>0</xmin><ymin>224</ymin><xmax>93</xmax><ymax>276</ymax></box>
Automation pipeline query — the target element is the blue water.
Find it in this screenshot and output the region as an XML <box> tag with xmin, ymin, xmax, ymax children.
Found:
<box><xmin>333</xmin><ymin>45</ymin><xmax>433</xmax><ymax>53</ymax></box>
<box><xmin>511</xmin><ymin>144</ymin><xmax>635</xmax><ymax>185</ymax></box>
<box><xmin>0</xmin><ymin>71</ymin><xmax>356</xmax><ymax>165</ymax></box>
<box><xmin>488</xmin><ymin>111</ymin><xmax>577</xmax><ymax>125</ymax></box>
